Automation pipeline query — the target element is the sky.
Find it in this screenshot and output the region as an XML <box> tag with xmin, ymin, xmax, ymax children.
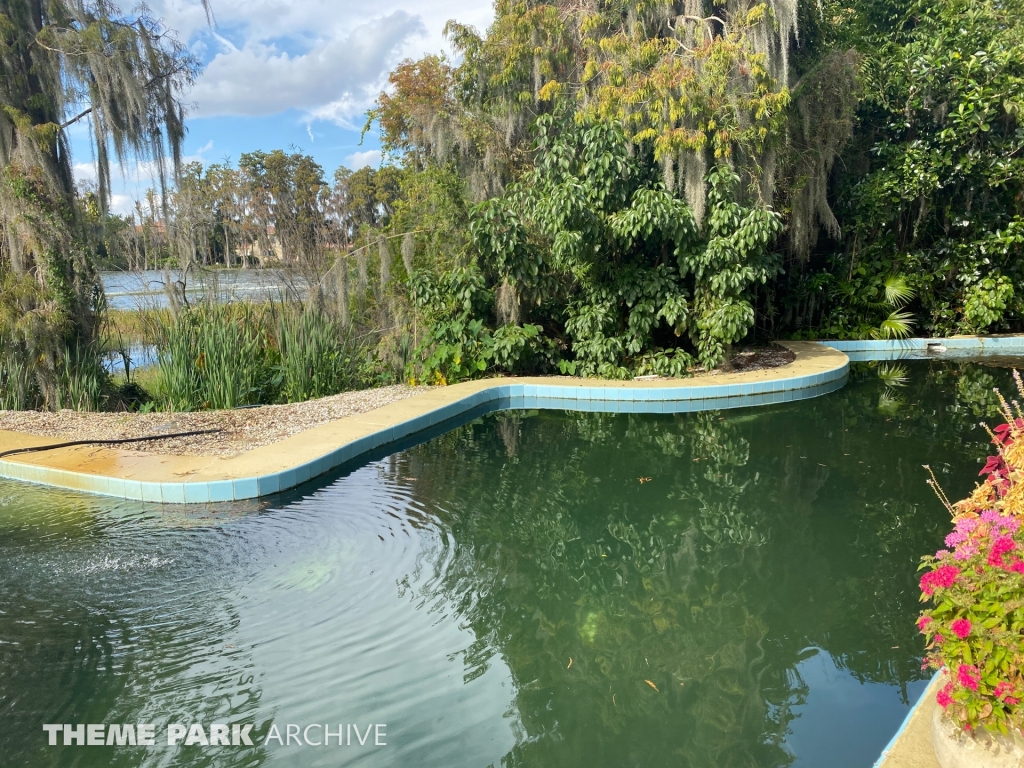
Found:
<box><xmin>68</xmin><ymin>0</ymin><xmax>495</xmax><ymax>214</ymax></box>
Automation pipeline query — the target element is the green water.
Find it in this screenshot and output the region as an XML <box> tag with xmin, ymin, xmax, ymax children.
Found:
<box><xmin>0</xmin><ymin>361</ymin><xmax>1015</xmax><ymax>767</ymax></box>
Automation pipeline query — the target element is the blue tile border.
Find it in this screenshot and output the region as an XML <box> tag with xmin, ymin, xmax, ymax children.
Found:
<box><xmin>0</xmin><ymin>340</ymin><xmax>864</xmax><ymax>504</ymax></box>
<box><xmin>818</xmin><ymin>334</ymin><xmax>1024</xmax><ymax>361</ymax></box>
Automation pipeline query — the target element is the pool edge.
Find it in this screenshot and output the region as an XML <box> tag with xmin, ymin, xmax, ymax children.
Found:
<box><xmin>873</xmin><ymin>672</ymin><xmax>942</xmax><ymax>768</ymax></box>
<box><xmin>1</xmin><ymin>340</ymin><xmax>847</xmax><ymax>503</ymax></box>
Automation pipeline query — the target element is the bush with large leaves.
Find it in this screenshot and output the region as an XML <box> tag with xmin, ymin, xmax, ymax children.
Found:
<box><xmin>456</xmin><ymin>115</ymin><xmax>782</xmax><ymax>379</ymax></box>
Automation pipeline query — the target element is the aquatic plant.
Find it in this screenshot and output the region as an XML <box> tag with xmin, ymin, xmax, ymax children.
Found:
<box><xmin>152</xmin><ymin>299</ymin><xmax>368</xmax><ymax>410</ymax></box>
<box><xmin>918</xmin><ymin>373</ymin><xmax>1024</xmax><ymax>733</ymax></box>
<box><xmin>273</xmin><ymin>302</ymin><xmax>359</xmax><ymax>402</ymax></box>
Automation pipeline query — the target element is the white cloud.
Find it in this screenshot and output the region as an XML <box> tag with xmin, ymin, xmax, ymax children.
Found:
<box><xmin>344</xmin><ymin>149</ymin><xmax>382</xmax><ymax>169</ymax></box>
<box><xmin>74</xmin><ymin>161</ymin><xmax>98</xmax><ymax>183</ymax></box>
<box><xmin>146</xmin><ymin>0</ymin><xmax>495</xmax><ymax>125</ymax></box>
<box><xmin>109</xmin><ymin>195</ymin><xmax>135</xmax><ymax>215</ymax></box>
<box><xmin>189</xmin><ymin>12</ymin><xmax>423</xmax><ymax>123</ymax></box>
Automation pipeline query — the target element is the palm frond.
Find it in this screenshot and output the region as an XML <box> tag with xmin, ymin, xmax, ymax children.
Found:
<box><xmin>883</xmin><ymin>275</ymin><xmax>915</xmax><ymax>307</ymax></box>
<box><xmin>872</xmin><ymin>310</ymin><xmax>916</xmax><ymax>340</ymax></box>
<box><xmin>877</xmin><ymin>363</ymin><xmax>909</xmax><ymax>388</ymax></box>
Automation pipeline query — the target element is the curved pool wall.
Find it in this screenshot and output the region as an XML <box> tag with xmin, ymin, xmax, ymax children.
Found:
<box><xmin>0</xmin><ymin>341</ymin><xmax>848</xmax><ymax>504</ymax></box>
<box><xmin>819</xmin><ymin>335</ymin><xmax>1024</xmax><ymax>362</ymax></box>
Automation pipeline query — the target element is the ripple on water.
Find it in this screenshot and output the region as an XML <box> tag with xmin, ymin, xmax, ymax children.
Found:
<box><xmin>0</xmin><ymin>463</ymin><xmax>517</xmax><ymax>768</ymax></box>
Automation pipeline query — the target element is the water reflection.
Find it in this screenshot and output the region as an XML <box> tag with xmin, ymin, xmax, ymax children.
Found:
<box><xmin>0</xmin><ymin>360</ymin><xmax>1015</xmax><ymax>767</ymax></box>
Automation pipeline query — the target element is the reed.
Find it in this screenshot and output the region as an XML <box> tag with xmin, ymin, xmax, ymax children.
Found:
<box><xmin>154</xmin><ymin>303</ymin><xmax>273</xmax><ymax>410</ymax></box>
<box><xmin>152</xmin><ymin>299</ymin><xmax>363</xmax><ymax>411</ymax></box>
<box><xmin>273</xmin><ymin>302</ymin><xmax>356</xmax><ymax>403</ymax></box>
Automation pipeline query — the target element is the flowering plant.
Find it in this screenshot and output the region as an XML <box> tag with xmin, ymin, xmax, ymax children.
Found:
<box><xmin>918</xmin><ymin>378</ymin><xmax>1024</xmax><ymax>734</ymax></box>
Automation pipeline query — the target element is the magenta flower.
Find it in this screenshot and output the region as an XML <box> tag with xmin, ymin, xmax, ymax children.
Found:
<box><xmin>950</xmin><ymin>619</ymin><xmax>971</xmax><ymax>639</ymax></box>
<box><xmin>958</xmin><ymin>664</ymin><xmax>981</xmax><ymax>691</ymax></box>
<box><xmin>917</xmin><ymin>616</ymin><xmax>932</xmax><ymax>632</ymax></box>
<box><xmin>988</xmin><ymin>536</ymin><xmax>1016</xmax><ymax>568</ymax></box>
<box><xmin>920</xmin><ymin>565</ymin><xmax>960</xmax><ymax>595</ymax></box>
<box><xmin>936</xmin><ymin>683</ymin><xmax>954</xmax><ymax>708</ymax></box>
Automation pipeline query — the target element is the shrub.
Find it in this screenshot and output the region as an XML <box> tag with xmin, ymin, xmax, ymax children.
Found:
<box><xmin>918</xmin><ymin>374</ymin><xmax>1024</xmax><ymax>734</ymax></box>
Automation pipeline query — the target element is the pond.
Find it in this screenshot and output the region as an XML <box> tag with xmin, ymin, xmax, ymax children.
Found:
<box><xmin>0</xmin><ymin>360</ymin><xmax>1015</xmax><ymax>767</ymax></box>
<box><xmin>101</xmin><ymin>269</ymin><xmax>304</xmax><ymax>311</ymax></box>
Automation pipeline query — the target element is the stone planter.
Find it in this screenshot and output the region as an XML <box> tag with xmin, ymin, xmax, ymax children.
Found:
<box><xmin>932</xmin><ymin>696</ymin><xmax>1024</xmax><ymax>768</ymax></box>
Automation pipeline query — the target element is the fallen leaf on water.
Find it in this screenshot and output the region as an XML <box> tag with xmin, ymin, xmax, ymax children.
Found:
<box><xmin>567</xmin><ymin>657</ymin><xmax>573</xmax><ymax>669</ymax></box>
<box><xmin>638</xmin><ymin>477</ymin><xmax>652</xmax><ymax>483</ymax></box>
<box><xmin>645</xmin><ymin>680</ymin><xmax>659</xmax><ymax>692</ymax></box>
<box><xmin>612</xmin><ymin>694</ymin><xmax>617</xmax><ymax>707</ymax></box>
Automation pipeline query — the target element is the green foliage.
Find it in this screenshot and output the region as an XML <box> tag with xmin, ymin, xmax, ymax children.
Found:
<box><xmin>464</xmin><ymin>116</ymin><xmax>782</xmax><ymax>377</ymax></box>
<box><xmin>788</xmin><ymin>0</ymin><xmax>1024</xmax><ymax>337</ymax></box>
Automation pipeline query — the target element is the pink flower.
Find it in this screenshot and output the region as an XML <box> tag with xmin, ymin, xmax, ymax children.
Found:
<box><xmin>945</xmin><ymin>531</ymin><xmax>966</xmax><ymax>548</ymax></box>
<box><xmin>921</xmin><ymin>565</ymin><xmax>961</xmax><ymax>595</ymax></box>
<box><xmin>917</xmin><ymin>616</ymin><xmax>932</xmax><ymax>632</ymax></box>
<box><xmin>954</xmin><ymin>541</ymin><xmax>979</xmax><ymax>560</ymax></box>
<box><xmin>981</xmin><ymin>509</ymin><xmax>1002</xmax><ymax>523</ymax></box>
<box><xmin>935</xmin><ymin>634</ymin><xmax>945</xmax><ymax>644</ymax></box>
<box><xmin>936</xmin><ymin>683</ymin><xmax>954</xmax><ymax>708</ymax></box>
<box><xmin>935</xmin><ymin>549</ymin><xmax>951</xmax><ymax>558</ymax></box>
<box><xmin>989</xmin><ymin>536</ymin><xmax>1016</xmax><ymax>567</ymax></box>
<box><xmin>950</xmin><ymin>619</ymin><xmax>971</xmax><ymax>639</ymax></box>
<box><xmin>956</xmin><ymin>518</ymin><xmax>980</xmax><ymax>534</ymax></box>
<box><xmin>958</xmin><ymin>664</ymin><xmax>980</xmax><ymax>691</ymax></box>
<box><xmin>995</xmin><ymin>683</ymin><xmax>1021</xmax><ymax>706</ymax></box>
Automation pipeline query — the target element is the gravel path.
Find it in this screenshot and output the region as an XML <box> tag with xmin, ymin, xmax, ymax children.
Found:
<box><xmin>0</xmin><ymin>346</ymin><xmax>794</xmax><ymax>458</ymax></box>
<box><xmin>0</xmin><ymin>385</ymin><xmax>419</xmax><ymax>457</ymax></box>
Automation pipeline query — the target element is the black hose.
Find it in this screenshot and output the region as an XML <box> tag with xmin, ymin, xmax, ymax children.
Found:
<box><xmin>0</xmin><ymin>429</ymin><xmax>223</xmax><ymax>460</ymax></box>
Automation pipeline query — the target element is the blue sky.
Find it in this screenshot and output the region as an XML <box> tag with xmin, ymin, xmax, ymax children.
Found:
<box><xmin>69</xmin><ymin>0</ymin><xmax>494</xmax><ymax>213</ymax></box>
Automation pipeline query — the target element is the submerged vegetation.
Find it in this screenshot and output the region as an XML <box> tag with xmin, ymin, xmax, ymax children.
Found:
<box><xmin>3</xmin><ymin>0</ymin><xmax>1024</xmax><ymax>411</ymax></box>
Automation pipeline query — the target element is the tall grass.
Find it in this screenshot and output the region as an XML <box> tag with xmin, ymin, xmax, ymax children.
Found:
<box><xmin>152</xmin><ymin>300</ymin><xmax>364</xmax><ymax>411</ymax></box>
<box><xmin>54</xmin><ymin>345</ymin><xmax>107</xmax><ymax>411</ymax></box>
<box><xmin>0</xmin><ymin>343</ymin><xmax>36</xmax><ymax>410</ymax></box>
<box><xmin>1</xmin><ymin>338</ymin><xmax>107</xmax><ymax>411</ymax></box>
<box><xmin>154</xmin><ymin>303</ymin><xmax>273</xmax><ymax>410</ymax></box>
<box><xmin>274</xmin><ymin>303</ymin><xmax>356</xmax><ymax>402</ymax></box>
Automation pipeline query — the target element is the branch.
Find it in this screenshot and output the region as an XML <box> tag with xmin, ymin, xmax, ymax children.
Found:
<box><xmin>61</xmin><ymin>107</ymin><xmax>93</xmax><ymax>129</ymax></box>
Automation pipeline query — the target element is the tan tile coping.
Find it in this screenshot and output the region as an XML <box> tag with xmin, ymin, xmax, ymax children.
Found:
<box><xmin>0</xmin><ymin>341</ymin><xmax>848</xmax><ymax>503</ymax></box>
<box><xmin>874</xmin><ymin>674</ymin><xmax>942</xmax><ymax>768</ymax></box>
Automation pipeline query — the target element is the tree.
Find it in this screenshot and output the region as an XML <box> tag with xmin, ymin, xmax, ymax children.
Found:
<box><xmin>372</xmin><ymin>1</ymin><xmax>853</xmax><ymax>381</ymax></box>
<box><xmin>0</xmin><ymin>0</ymin><xmax>201</xmax><ymax>407</ymax></box>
